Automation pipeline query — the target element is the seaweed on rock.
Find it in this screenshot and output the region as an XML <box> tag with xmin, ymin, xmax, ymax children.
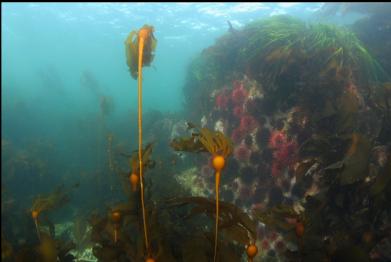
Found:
<box><xmin>183</xmin><ymin>15</ymin><xmax>387</xmax><ymax>114</ymax></box>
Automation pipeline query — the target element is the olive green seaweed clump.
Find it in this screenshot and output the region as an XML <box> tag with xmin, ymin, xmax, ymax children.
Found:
<box><xmin>240</xmin><ymin>15</ymin><xmax>387</xmax><ymax>86</ymax></box>
<box><xmin>183</xmin><ymin>15</ymin><xmax>388</xmax><ymax>112</ymax></box>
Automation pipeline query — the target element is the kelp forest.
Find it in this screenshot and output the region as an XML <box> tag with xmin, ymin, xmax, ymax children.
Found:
<box><xmin>2</xmin><ymin>3</ymin><xmax>391</xmax><ymax>262</ymax></box>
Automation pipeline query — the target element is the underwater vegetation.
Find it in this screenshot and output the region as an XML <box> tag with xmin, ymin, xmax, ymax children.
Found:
<box><xmin>2</xmin><ymin>183</ymin><xmax>78</xmax><ymax>262</ymax></box>
<box><xmin>169</xmin><ymin>123</ymin><xmax>233</xmax><ymax>261</ymax></box>
<box><xmin>184</xmin><ymin>15</ymin><xmax>389</xmax><ymax>115</ymax></box>
<box><xmin>179</xmin><ymin>14</ymin><xmax>391</xmax><ymax>261</ymax></box>
<box><xmin>166</xmin><ymin>196</ymin><xmax>258</xmax><ymax>262</ymax></box>
<box><xmin>351</xmin><ymin>11</ymin><xmax>391</xmax><ymax>82</ymax></box>
<box><xmin>30</xmin><ymin>185</ymin><xmax>71</xmax><ymax>240</ymax></box>
<box><xmin>3</xmin><ymin>13</ymin><xmax>391</xmax><ymax>262</ymax></box>
<box><xmin>125</xmin><ymin>25</ymin><xmax>157</xmax><ymax>80</ymax></box>
<box><xmin>124</xmin><ymin>24</ymin><xmax>157</xmax><ymax>261</ymax></box>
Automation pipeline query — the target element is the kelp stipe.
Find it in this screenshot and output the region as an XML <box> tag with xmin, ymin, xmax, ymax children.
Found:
<box><xmin>197</xmin><ymin>128</ymin><xmax>233</xmax><ymax>262</ymax></box>
<box><xmin>125</xmin><ymin>24</ymin><xmax>157</xmax><ymax>260</ymax></box>
<box><xmin>169</xmin><ymin>124</ymin><xmax>235</xmax><ymax>261</ymax></box>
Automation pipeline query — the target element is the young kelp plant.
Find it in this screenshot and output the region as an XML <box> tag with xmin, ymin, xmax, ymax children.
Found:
<box><xmin>30</xmin><ymin>185</ymin><xmax>70</xmax><ymax>241</ymax></box>
<box><xmin>131</xmin><ymin>143</ymin><xmax>154</xmax><ymax>192</ymax></box>
<box><xmin>118</xmin><ymin>143</ymin><xmax>155</xmax><ymax>194</ymax></box>
<box><xmin>170</xmin><ymin>123</ymin><xmax>233</xmax><ymax>261</ymax></box>
<box><xmin>198</xmin><ymin>128</ymin><xmax>233</xmax><ymax>262</ymax></box>
<box><xmin>125</xmin><ymin>24</ymin><xmax>157</xmax><ymax>260</ymax></box>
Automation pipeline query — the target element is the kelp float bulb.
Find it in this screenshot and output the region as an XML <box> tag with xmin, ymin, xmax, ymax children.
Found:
<box><xmin>31</xmin><ymin>210</ymin><xmax>41</xmax><ymax>241</ymax></box>
<box><xmin>31</xmin><ymin>210</ymin><xmax>39</xmax><ymax>219</ymax></box>
<box><xmin>129</xmin><ymin>173</ymin><xmax>139</xmax><ymax>192</ymax></box>
<box><xmin>212</xmin><ymin>154</ymin><xmax>225</xmax><ymax>262</ymax></box>
<box><xmin>212</xmin><ymin>155</ymin><xmax>225</xmax><ymax>172</ymax></box>
<box><xmin>111</xmin><ymin>211</ymin><xmax>121</xmax><ymax>223</ymax></box>
<box><xmin>246</xmin><ymin>243</ymin><xmax>258</xmax><ymax>262</ymax></box>
<box><xmin>111</xmin><ymin>211</ymin><xmax>122</xmax><ymax>243</ymax></box>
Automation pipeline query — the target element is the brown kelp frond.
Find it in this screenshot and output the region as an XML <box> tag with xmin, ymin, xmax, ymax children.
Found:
<box><xmin>125</xmin><ymin>25</ymin><xmax>157</xmax><ymax>79</ymax></box>
<box><xmin>254</xmin><ymin>204</ymin><xmax>302</xmax><ymax>232</ymax></box>
<box><xmin>165</xmin><ymin>196</ymin><xmax>257</xmax><ymax>243</ymax></box>
<box><xmin>338</xmin><ymin>133</ymin><xmax>371</xmax><ymax>185</ymax></box>
<box><xmin>198</xmin><ymin>128</ymin><xmax>233</xmax><ymax>158</ymax></box>
<box><xmin>31</xmin><ymin>185</ymin><xmax>70</xmax><ymax>214</ymax></box>
<box><xmin>253</xmin><ymin>204</ymin><xmax>310</xmax><ymax>245</ymax></box>
<box><xmin>125</xmin><ymin>31</ymin><xmax>138</xmax><ymax>79</ymax></box>
<box><xmin>118</xmin><ymin>143</ymin><xmax>155</xmax><ymax>173</ymax></box>
<box><xmin>170</xmin><ymin>135</ymin><xmax>207</xmax><ymax>153</ymax></box>
<box><xmin>170</xmin><ymin>122</ymin><xmax>233</xmax><ymax>158</ymax></box>
<box><xmin>116</xmin><ymin>143</ymin><xmax>155</xmax><ymax>195</ymax></box>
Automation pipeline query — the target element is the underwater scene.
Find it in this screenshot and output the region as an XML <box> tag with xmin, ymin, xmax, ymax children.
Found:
<box><xmin>2</xmin><ymin>2</ymin><xmax>391</xmax><ymax>262</ymax></box>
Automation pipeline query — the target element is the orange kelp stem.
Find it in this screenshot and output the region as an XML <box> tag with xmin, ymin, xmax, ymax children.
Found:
<box><xmin>214</xmin><ymin>171</ymin><xmax>220</xmax><ymax>262</ymax></box>
<box><xmin>212</xmin><ymin>155</ymin><xmax>225</xmax><ymax>262</ymax></box>
<box><xmin>137</xmin><ymin>31</ymin><xmax>150</xmax><ymax>254</ymax></box>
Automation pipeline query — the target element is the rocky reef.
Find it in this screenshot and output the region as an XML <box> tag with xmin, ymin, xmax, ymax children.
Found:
<box><xmin>177</xmin><ymin>15</ymin><xmax>391</xmax><ymax>261</ymax></box>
